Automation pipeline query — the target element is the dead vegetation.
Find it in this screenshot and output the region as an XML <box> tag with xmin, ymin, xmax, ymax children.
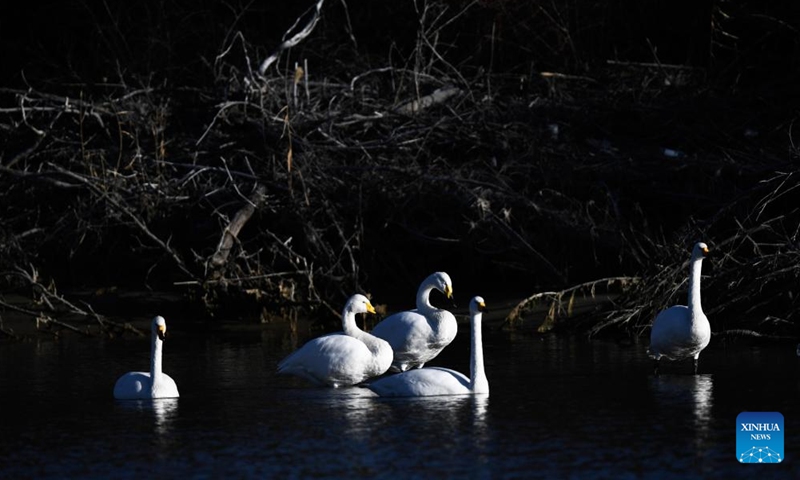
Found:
<box><xmin>0</xmin><ymin>1</ymin><xmax>799</xmax><ymax>337</ymax></box>
<box><xmin>507</xmin><ymin>170</ymin><xmax>800</xmax><ymax>340</ymax></box>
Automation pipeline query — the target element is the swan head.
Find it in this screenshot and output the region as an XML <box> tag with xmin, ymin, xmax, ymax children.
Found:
<box><xmin>429</xmin><ymin>272</ymin><xmax>454</xmax><ymax>299</ymax></box>
<box><xmin>470</xmin><ymin>296</ymin><xmax>486</xmax><ymax>314</ymax></box>
<box><xmin>153</xmin><ymin>315</ymin><xmax>167</xmax><ymax>341</ymax></box>
<box><xmin>692</xmin><ymin>242</ymin><xmax>709</xmax><ymax>260</ymax></box>
<box><xmin>346</xmin><ymin>294</ymin><xmax>377</xmax><ymax>315</ymax></box>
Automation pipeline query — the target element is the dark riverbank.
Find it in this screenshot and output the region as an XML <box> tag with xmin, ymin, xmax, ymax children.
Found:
<box><xmin>1</xmin><ymin>1</ymin><xmax>799</xmax><ymax>339</ymax></box>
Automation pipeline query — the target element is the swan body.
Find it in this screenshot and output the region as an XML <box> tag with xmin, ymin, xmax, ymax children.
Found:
<box><xmin>649</xmin><ymin>242</ymin><xmax>711</xmax><ymax>375</ymax></box>
<box><xmin>371</xmin><ymin>272</ymin><xmax>457</xmax><ymax>372</ymax></box>
<box><xmin>367</xmin><ymin>296</ymin><xmax>488</xmax><ymax>397</ymax></box>
<box><xmin>114</xmin><ymin>316</ymin><xmax>180</xmax><ymax>399</ymax></box>
<box><xmin>278</xmin><ymin>294</ymin><xmax>392</xmax><ymax>387</ymax></box>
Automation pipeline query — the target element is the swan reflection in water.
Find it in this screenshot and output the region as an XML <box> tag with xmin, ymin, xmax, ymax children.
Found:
<box><xmin>370</xmin><ymin>393</ymin><xmax>492</xmax><ymax>468</ymax></box>
<box><xmin>116</xmin><ymin>398</ymin><xmax>179</xmax><ymax>438</ymax></box>
<box><xmin>152</xmin><ymin>398</ymin><xmax>179</xmax><ymax>436</ymax></box>
<box><xmin>691</xmin><ymin>375</ymin><xmax>713</xmax><ymax>432</ymax></box>
<box><xmin>652</xmin><ymin>374</ymin><xmax>714</xmax><ymax>452</ymax></box>
<box><xmin>470</xmin><ymin>395</ymin><xmax>490</xmax><ymax>456</ymax></box>
<box><xmin>472</xmin><ymin>394</ymin><xmax>489</xmax><ymax>422</ymax></box>
<box><xmin>328</xmin><ymin>387</ymin><xmax>389</xmax><ymax>441</ymax></box>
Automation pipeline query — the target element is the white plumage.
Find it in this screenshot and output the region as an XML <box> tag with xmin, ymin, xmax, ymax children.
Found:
<box><xmin>277</xmin><ymin>294</ymin><xmax>392</xmax><ymax>387</ymax></box>
<box><xmin>114</xmin><ymin>316</ymin><xmax>180</xmax><ymax>399</ymax></box>
<box><xmin>367</xmin><ymin>296</ymin><xmax>488</xmax><ymax>397</ymax></box>
<box><xmin>649</xmin><ymin>242</ymin><xmax>711</xmax><ymax>375</ymax></box>
<box><xmin>371</xmin><ymin>272</ymin><xmax>457</xmax><ymax>372</ymax></box>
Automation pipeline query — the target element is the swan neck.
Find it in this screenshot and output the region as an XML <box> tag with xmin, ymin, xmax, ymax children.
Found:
<box><xmin>342</xmin><ymin>309</ymin><xmax>384</xmax><ymax>358</ymax></box>
<box><xmin>416</xmin><ymin>283</ymin><xmax>435</xmax><ymax>311</ymax></box>
<box><xmin>341</xmin><ymin>310</ymin><xmax>360</xmax><ymax>337</ymax></box>
<box><xmin>688</xmin><ymin>257</ymin><xmax>704</xmax><ymax>319</ymax></box>
<box><xmin>470</xmin><ymin>312</ymin><xmax>488</xmax><ymax>392</ymax></box>
<box><xmin>151</xmin><ymin>332</ymin><xmax>163</xmax><ymax>379</ymax></box>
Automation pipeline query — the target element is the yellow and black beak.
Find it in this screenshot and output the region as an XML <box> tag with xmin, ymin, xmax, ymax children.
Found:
<box><xmin>701</xmin><ymin>245</ymin><xmax>709</xmax><ymax>256</ymax></box>
<box><xmin>478</xmin><ymin>301</ymin><xmax>487</xmax><ymax>312</ymax></box>
<box><xmin>445</xmin><ymin>285</ymin><xmax>458</xmax><ymax>308</ymax></box>
<box><xmin>366</xmin><ymin>302</ymin><xmax>376</xmax><ymax>315</ymax></box>
<box><xmin>157</xmin><ymin>324</ymin><xmax>167</xmax><ymax>341</ymax></box>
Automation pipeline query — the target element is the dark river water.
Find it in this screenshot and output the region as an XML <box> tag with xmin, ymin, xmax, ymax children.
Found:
<box><xmin>1</xmin><ymin>318</ymin><xmax>799</xmax><ymax>479</ymax></box>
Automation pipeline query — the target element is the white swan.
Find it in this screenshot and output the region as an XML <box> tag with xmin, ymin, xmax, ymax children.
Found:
<box><xmin>277</xmin><ymin>294</ymin><xmax>392</xmax><ymax>387</ymax></box>
<box><xmin>371</xmin><ymin>271</ymin><xmax>457</xmax><ymax>372</ymax></box>
<box><xmin>114</xmin><ymin>316</ymin><xmax>180</xmax><ymax>399</ymax></box>
<box><xmin>367</xmin><ymin>296</ymin><xmax>488</xmax><ymax>397</ymax></box>
<box><xmin>649</xmin><ymin>242</ymin><xmax>711</xmax><ymax>375</ymax></box>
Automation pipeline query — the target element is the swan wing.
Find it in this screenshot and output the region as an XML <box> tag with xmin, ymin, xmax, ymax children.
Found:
<box><xmin>278</xmin><ymin>334</ymin><xmax>375</xmax><ymax>387</ymax></box>
<box><xmin>649</xmin><ymin>305</ymin><xmax>709</xmax><ymax>359</ymax></box>
<box><xmin>372</xmin><ymin>308</ymin><xmax>464</xmax><ymax>371</ymax></box>
<box><xmin>371</xmin><ymin>310</ymin><xmax>430</xmax><ymax>350</ymax></box>
<box><xmin>113</xmin><ymin>372</ymin><xmax>152</xmax><ymax>400</ymax></box>
<box><xmin>427</xmin><ymin>308</ymin><xmax>458</xmax><ymax>349</ymax></box>
<box><xmin>367</xmin><ymin>367</ymin><xmax>470</xmax><ymax>397</ymax></box>
<box><xmin>371</xmin><ymin>310</ymin><xmax>436</xmax><ymax>369</ymax></box>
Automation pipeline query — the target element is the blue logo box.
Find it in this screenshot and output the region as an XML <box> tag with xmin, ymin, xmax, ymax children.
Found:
<box><xmin>737</xmin><ymin>412</ymin><xmax>784</xmax><ymax>464</ymax></box>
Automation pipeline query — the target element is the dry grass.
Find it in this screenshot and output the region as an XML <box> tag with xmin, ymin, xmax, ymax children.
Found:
<box><xmin>0</xmin><ymin>0</ymin><xmax>798</xmax><ymax>337</ymax></box>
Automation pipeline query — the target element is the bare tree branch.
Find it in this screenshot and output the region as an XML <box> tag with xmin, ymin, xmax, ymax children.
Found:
<box><xmin>258</xmin><ymin>0</ymin><xmax>326</xmax><ymax>76</ymax></box>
